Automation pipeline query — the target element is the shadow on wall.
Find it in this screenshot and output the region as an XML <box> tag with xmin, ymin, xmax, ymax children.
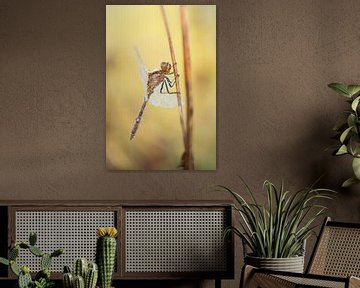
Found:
<box><xmin>302</xmin><ymin>114</ymin><xmax>350</xmax><ymax>188</ymax></box>
<box><xmin>302</xmin><ymin>114</ymin><xmax>360</xmax><ymax>223</ymax></box>
<box><xmin>265</xmin><ymin>107</ymin><xmax>355</xmax><ymax>191</ymax></box>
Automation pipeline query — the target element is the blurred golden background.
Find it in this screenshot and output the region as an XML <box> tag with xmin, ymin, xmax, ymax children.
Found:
<box><xmin>106</xmin><ymin>5</ymin><xmax>216</xmax><ymax>170</ymax></box>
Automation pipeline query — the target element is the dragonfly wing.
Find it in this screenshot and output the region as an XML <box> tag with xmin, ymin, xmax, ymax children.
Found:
<box><xmin>149</xmin><ymin>84</ymin><xmax>179</xmax><ymax>108</ymax></box>
<box><xmin>133</xmin><ymin>48</ymin><xmax>149</xmax><ymax>99</ymax></box>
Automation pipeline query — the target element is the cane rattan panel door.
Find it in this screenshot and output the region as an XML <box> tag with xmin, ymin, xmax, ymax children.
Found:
<box><xmin>11</xmin><ymin>207</ymin><xmax>117</xmax><ymax>274</ymax></box>
<box><xmin>122</xmin><ymin>206</ymin><xmax>233</xmax><ymax>279</ymax></box>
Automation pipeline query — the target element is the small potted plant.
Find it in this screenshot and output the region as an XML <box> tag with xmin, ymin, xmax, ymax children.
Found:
<box><xmin>220</xmin><ymin>178</ymin><xmax>334</xmax><ymax>273</ymax></box>
<box><xmin>0</xmin><ymin>232</ymin><xmax>64</xmax><ymax>288</ymax></box>
<box><xmin>96</xmin><ymin>227</ymin><xmax>118</xmax><ymax>288</ymax></box>
<box><xmin>62</xmin><ymin>258</ymin><xmax>98</xmax><ymax>288</ymax></box>
<box><xmin>328</xmin><ymin>82</ymin><xmax>360</xmax><ymax>187</ymax></box>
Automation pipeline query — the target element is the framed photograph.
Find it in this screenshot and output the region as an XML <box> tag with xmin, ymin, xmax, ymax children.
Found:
<box><xmin>106</xmin><ymin>5</ymin><xmax>216</xmax><ymax>170</ymax></box>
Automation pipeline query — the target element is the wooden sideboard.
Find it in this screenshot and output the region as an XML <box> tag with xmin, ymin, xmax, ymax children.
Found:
<box><xmin>0</xmin><ymin>201</ymin><xmax>234</xmax><ymax>288</ymax></box>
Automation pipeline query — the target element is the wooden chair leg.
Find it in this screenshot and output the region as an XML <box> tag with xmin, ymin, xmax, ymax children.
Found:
<box><xmin>349</xmin><ymin>276</ymin><xmax>360</xmax><ymax>288</ymax></box>
<box><xmin>215</xmin><ymin>278</ymin><xmax>221</xmax><ymax>288</ymax></box>
<box><xmin>240</xmin><ymin>265</ymin><xmax>296</xmax><ymax>288</ymax></box>
<box><xmin>240</xmin><ymin>265</ymin><xmax>255</xmax><ymax>288</ymax></box>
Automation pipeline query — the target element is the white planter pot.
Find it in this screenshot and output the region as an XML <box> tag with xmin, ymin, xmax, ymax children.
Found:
<box><xmin>245</xmin><ymin>254</ymin><xmax>305</xmax><ymax>273</ymax></box>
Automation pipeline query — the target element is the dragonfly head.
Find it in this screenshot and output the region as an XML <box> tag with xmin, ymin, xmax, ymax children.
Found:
<box><xmin>160</xmin><ymin>62</ymin><xmax>172</xmax><ymax>74</ymax></box>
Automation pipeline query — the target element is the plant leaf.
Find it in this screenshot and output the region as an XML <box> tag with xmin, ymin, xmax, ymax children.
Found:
<box><xmin>0</xmin><ymin>257</ymin><xmax>9</xmax><ymax>266</ymax></box>
<box><xmin>336</xmin><ymin>145</ymin><xmax>348</xmax><ymax>155</ymax></box>
<box><xmin>347</xmin><ymin>85</ymin><xmax>360</xmax><ymax>97</ymax></box>
<box><xmin>352</xmin><ymin>157</ymin><xmax>360</xmax><ymax>179</ymax></box>
<box><xmin>342</xmin><ymin>177</ymin><xmax>360</xmax><ymax>188</ymax></box>
<box><xmin>347</xmin><ymin>114</ymin><xmax>356</xmax><ymax>129</ymax></box>
<box><xmin>352</xmin><ymin>96</ymin><xmax>360</xmax><ymax>111</ymax></box>
<box><xmin>238</xmin><ymin>176</ymin><xmax>259</xmax><ymax>206</ymax></box>
<box><xmin>340</xmin><ymin>126</ymin><xmax>353</xmax><ymax>143</ymax></box>
<box><xmin>10</xmin><ymin>261</ymin><xmax>20</xmax><ymax>276</ymax></box>
<box><xmin>349</xmin><ymin>135</ymin><xmax>360</xmax><ymax>157</ymax></box>
<box><xmin>328</xmin><ymin>83</ymin><xmax>351</xmax><ymax>97</ymax></box>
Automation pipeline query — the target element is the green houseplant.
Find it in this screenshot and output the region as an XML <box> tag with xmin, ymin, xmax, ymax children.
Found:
<box><xmin>220</xmin><ymin>179</ymin><xmax>334</xmax><ymax>272</ymax></box>
<box><xmin>328</xmin><ymin>83</ymin><xmax>360</xmax><ymax>187</ymax></box>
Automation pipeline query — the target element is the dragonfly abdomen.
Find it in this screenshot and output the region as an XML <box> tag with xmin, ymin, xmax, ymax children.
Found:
<box><xmin>130</xmin><ymin>100</ymin><xmax>148</xmax><ymax>140</ymax></box>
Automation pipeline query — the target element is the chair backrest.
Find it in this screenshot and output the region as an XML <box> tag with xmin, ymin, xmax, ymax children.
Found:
<box><xmin>307</xmin><ymin>217</ymin><xmax>360</xmax><ymax>277</ymax></box>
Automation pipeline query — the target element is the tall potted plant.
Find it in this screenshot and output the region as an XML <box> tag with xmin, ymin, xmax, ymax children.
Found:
<box><xmin>220</xmin><ymin>179</ymin><xmax>334</xmax><ymax>273</ymax></box>
<box><xmin>328</xmin><ymin>83</ymin><xmax>360</xmax><ymax>187</ymax></box>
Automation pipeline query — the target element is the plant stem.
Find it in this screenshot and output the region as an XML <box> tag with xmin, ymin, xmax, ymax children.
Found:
<box><xmin>180</xmin><ymin>5</ymin><xmax>194</xmax><ymax>170</ymax></box>
<box><xmin>160</xmin><ymin>6</ymin><xmax>186</xmax><ymax>150</ymax></box>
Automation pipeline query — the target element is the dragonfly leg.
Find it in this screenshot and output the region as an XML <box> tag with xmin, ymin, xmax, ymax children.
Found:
<box><xmin>164</xmin><ymin>76</ymin><xmax>176</xmax><ymax>88</ymax></box>
<box><xmin>160</xmin><ymin>79</ymin><xmax>177</xmax><ymax>94</ymax></box>
<box><xmin>171</xmin><ymin>70</ymin><xmax>180</xmax><ymax>79</ymax></box>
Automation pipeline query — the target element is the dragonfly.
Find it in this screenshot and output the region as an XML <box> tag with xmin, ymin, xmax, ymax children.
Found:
<box><xmin>130</xmin><ymin>48</ymin><xmax>180</xmax><ymax>140</ymax></box>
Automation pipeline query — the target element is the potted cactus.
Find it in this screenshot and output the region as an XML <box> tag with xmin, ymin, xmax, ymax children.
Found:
<box><xmin>0</xmin><ymin>232</ymin><xmax>64</xmax><ymax>288</ymax></box>
<box><xmin>96</xmin><ymin>227</ymin><xmax>118</xmax><ymax>288</ymax></box>
<box><xmin>62</xmin><ymin>258</ymin><xmax>98</xmax><ymax>288</ymax></box>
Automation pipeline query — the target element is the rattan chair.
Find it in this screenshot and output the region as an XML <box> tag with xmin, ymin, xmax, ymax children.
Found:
<box><xmin>241</xmin><ymin>217</ymin><xmax>360</xmax><ymax>288</ymax></box>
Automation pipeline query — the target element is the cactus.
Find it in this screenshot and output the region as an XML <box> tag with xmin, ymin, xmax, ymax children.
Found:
<box><xmin>63</xmin><ymin>272</ymin><xmax>74</xmax><ymax>288</ymax></box>
<box><xmin>51</xmin><ymin>248</ymin><xmax>64</xmax><ymax>257</ymax></box>
<box><xmin>96</xmin><ymin>227</ymin><xmax>118</xmax><ymax>288</ymax></box>
<box><xmin>41</xmin><ymin>253</ymin><xmax>52</xmax><ymax>269</ymax></box>
<box><xmin>74</xmin><ymin>258</ymin><xmax>88</xmax><ymax>279</ymax></box>
<box><xmin>9</xmin><ymin>246</ymin><xmax>19</xmax><ymax>260</ymax></box>
<box><xmin>0</xmin><ymin>232</ymin><xmax>63</xmax><ymax>288</ymax></box>
<box><xmin>29</xmin><ymin>245</ymin><xmax>44</xmax><ymax>257</ymax></box>
<box><xmin>74</xmin><ymin>275</ymin><xmax>85</xmax><ymax>288</ymax></box>
<box><xmin>85</xmin><ymin>263</ymin><xmax>98</xmax><ymax>288</ymax></box>
<box><xmin>10</xmin><ymin>260</ymin><xmax>20</xmax><ymax>276</ymax></box>
<box><xmin>29</xmin><ymin>232</ymin><xmax>37</xmax><ymax>246</ymax></box>
<box><xmin>18</xmin><ymin>269</ymin><xmax>32</xmax><ymax>288</ymax></box>
<box><xmin>63</xmin><ymin>260</ymin><xmax>98</xmax><ymax>288</ymax></box>
<box><xmin>0</xmin><ymin>257</ymin><xmax>9</xmax><ymax>266</ymax></box>
<box><xmin>64</xmin><ymin>265</ymin><xmax>72</xmax><ymax>273</ymax></box>
<box><xmin>62</xmin><ymin>265</ymin><xmax>74</xmax><ymax>288</ymax></box>
<box><xmin>21</xmin><ymin>265</ymin><xmax>30</xmax><ymax>274</ymax></box>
